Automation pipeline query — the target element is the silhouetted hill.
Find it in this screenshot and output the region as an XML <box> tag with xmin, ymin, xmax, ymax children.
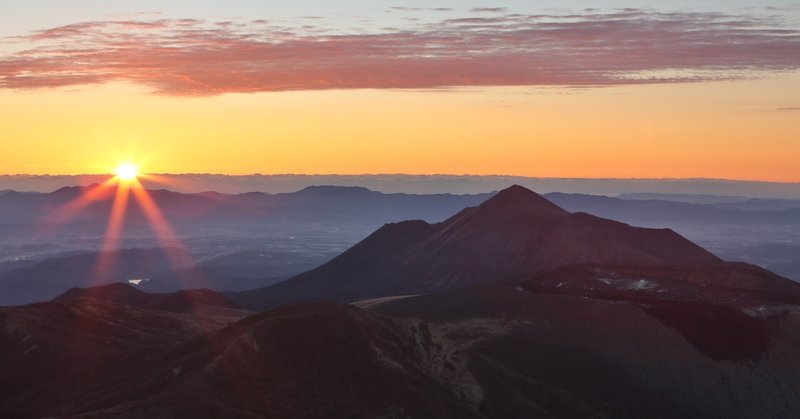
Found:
<box><xmin>54</xmin><ymin>283</ymin><xmax>240</xmax><ymax>312</ymax></box>
<box><xmin>0</xmin><ymin>296</ymin><xmax>246</xmax><ymax>418</ymax></box>
<box><xmin>230</xmin><ymin>185</ymin><xmax>727</xmax><ymax>309</ymax></box>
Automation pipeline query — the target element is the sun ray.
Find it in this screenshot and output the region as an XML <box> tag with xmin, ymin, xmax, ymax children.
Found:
<box><xmin>34</xmin><ymin>178</ymin><xmax>117</xmax><ymax>239</ymax></box>
<box><xmin>92</xmin><ymin>181</ymin><xmax>130</xmax><ymax>285</ymax></box>
<box><xmin>130</xmin><ymin>178</ymin><xmax>210</xmax><ymax>290</ymax></box>
<box><xmin>35</xmin><ymin>162</ymin><xmax>210</xmax><ymax>295</ymax></box>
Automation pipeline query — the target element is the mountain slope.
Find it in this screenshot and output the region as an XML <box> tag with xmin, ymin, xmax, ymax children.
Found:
<box><xmin>0</xmin><ymin>296</ymin><xmax>247</xmax><ymax>417</ymax></box>
<box><xmin>0</xmin><ymin>298</ymin><xmax>485</xmax><ymax>418</ymax></box>
<box><xmin>370</xmin><ymin>282</ymin><xmax>800</xmax><ymax>419</ymax></box>
<box><xmin>232</xmin><ymin>185</ymin><xmax>727</xmax><ymax>309</ymax></box>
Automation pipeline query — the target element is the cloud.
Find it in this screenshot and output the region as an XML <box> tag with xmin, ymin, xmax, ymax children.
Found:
<box><xmin>389</xmin><ymin>7</ymin><xmax>453</xmax><ymax>12</ymax></box>
<box><xmin>470</xmin><ymin>7</ymin><xmax>508</xmax><ymax>13</ymax></box>
<box><xmin>1</xmin><ymin>10</ymin><xmax>799</xmax><ymax>96</ymax></box>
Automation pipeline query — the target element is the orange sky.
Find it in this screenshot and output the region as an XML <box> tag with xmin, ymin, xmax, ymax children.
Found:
<box><xmin>0</xmin><ymin>73</ymin><xmax>800</xmax><ymax>181</ymax></box>
<box><xmin>1</xmin><ymin>73</ymin><xmax>798</xmax><ymax>181</ymax></box>
<box><xmin>2</xmin><ymin>7</ymin><xmax>799</xmax><ymax>182</ymax></box>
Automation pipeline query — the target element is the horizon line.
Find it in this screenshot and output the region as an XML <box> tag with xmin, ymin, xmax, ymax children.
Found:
<box><xmin>1</xmin><ymin>173</ymin><xmax>800</xmax><ymax>185</ymax></box>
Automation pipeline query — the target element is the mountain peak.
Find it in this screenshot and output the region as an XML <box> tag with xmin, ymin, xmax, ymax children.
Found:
<box><xmin>295</xmin><ymin>185</ymin><xmax>376</xmax><ymax>195</ymax></box>
<box><xmin>479</xmin><ymin>185</ymin><xmax>568</xmax><ymax>218</ymax></box>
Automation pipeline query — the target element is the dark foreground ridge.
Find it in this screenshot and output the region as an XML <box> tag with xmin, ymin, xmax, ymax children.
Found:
<box><xmin>54</xmin><ymin>282</ymin><xmax>241</xmax><ymax>312</ymax></box>
<box><xmin>0</xmin><ymin>300</ymin><xmax>483</xmax><ymax>418</ymax></box>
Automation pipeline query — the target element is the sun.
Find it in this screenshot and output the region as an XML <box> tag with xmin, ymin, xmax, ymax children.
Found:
<box><xmin>114</xmin><ymin>163</ymin><xmax>139</xmax><ymax>181</ymax></box>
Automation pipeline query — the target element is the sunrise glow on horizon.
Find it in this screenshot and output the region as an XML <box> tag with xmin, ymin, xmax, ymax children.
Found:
<box><xmin>114</xmin><ymin>163</ymin><xmax>139</xmax><ymax>181</ymax></box>
<box><xmin>1</xmin><ymin>2</ymin><xmax>799</xmax><ymax>182</ymax></box>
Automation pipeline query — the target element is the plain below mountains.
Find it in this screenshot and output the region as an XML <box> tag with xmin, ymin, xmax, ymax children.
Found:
<box><xmin>0</xmin><ymin>247</ymin><xmax>331</xmax><ymax>306</ymax></box>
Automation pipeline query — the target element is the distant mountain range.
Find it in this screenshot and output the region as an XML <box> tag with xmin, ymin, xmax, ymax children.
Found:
<box><xmin>2</xmin><ymin>174</ymin><xmax>800</xmax><ymax>198</ymax></box>
<box><xmin>0</xmin><ymin>184</ymin><xmax>492</xmax><ymax>230</ymax></box>
<box><xmin>619</xmin><ymin>192</ymin><xmax>800</xmax><ymax>208</ymax></box>
<box><xmin>546</xmin><ymin>192</ymin><xmax>800</xmax><ymax>225</ymax></box>
<box><xmin>2</xmin><ymin>184</ymin><xmax>797</xmax><ymax>233</ymax></box>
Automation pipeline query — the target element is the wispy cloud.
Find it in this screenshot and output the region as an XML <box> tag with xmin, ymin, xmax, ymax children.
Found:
<box><xmin>389</xmin><ymin>6</ymin><xmax>453</xmax><ymax>12</ymax></box>
<box><xmin>1</xmin><ymin>9</ymin><xmax>798</xmax><ymax>96</ymax></box>
<box><xmin>470</xmin><ymin>7</ymin><xmax>508</xmax><ymax>13</ymax></box>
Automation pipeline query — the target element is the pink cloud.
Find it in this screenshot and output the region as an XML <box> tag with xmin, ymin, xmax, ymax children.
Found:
<box><xmin>1</xmin><ymin>10</ymin><xmax>798</xmax><ymax>96</ymax></box>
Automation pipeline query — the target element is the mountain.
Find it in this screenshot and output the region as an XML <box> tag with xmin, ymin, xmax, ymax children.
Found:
<box><xmin>53</xmin><ymin>283</ymin><xmax>240</xmax><ymax>312</ymax></box>
<box><xmin>0</xmin><ymin>294</ymin><xmax>246</xmax><ymax>418</ymax></box>
<box><xmin>0</xmin><ymin>296</ymin><xmax>485</xmax><ymax>418</ymax></box>
<box><xmin>231</xmin><ymin>185</ymin><xmax>734</xmax><ymax>309</ymax></box>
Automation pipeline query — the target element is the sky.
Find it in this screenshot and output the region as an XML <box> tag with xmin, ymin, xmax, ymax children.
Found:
<box><xmin>1</xmin><ymin>1</ymin><xmax>799</xmax><ymax>181</ymax></box>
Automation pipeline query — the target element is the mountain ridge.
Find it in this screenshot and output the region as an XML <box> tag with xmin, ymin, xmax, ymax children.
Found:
<box><xmin>53</xmin><ymin>282</ymin><xmax>241</xmax><ymax>312</ymax></box>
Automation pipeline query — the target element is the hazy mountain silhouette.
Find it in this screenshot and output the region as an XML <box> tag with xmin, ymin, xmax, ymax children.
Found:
<box><xmin>2</xmin><ymin>184</ymin><xmax>799</xmax><ymax>233</ymax></box>
<box><xmin>0</xmin><ymin>184</ymin><xmax>493</xmax><ymax>229</ymax></box>
<box><xmin>545</xmin><ymin>192</ymin><xmax>800</xmax><ymax>226</ymax></box>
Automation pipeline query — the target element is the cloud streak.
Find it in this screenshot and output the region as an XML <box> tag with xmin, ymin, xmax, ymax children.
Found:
<box><xmin>1</xmin><ymin>9</ymin><xmax>799</xmax><ymax>96</ymax></box>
